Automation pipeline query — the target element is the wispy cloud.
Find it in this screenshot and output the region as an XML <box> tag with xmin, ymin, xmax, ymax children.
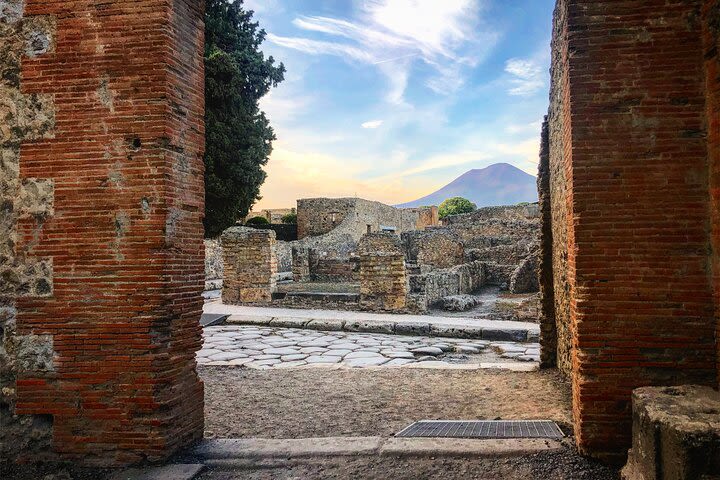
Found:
<box><xmin>361</xmin><ymin>120</ymin><xmax>384</xmax><ymax>129</ymax></box>
<box><xmin>505</xmin><ymin>58</ymin><xmax>546</xmax><ymax>96</ymax></box>
<box><xmin>267</xmin><ymin>0</ymin><xmax>497</xmax><ymax>105</ymax></box>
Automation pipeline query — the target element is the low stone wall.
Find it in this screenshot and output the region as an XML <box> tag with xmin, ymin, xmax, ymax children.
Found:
<box><xmin>204</xmin><ymin>238</ymin><xmax>223</xmax><ymax>290</ymax></box>
<box><xmin>221</xmin><ymin>227</ymin><xmax>277</xmax><ymax>303</ymax></box>
<box><xmin>358</xmin><ymin>233</ymin><xmax>407</xmax><ymax>312</ymax></box>
<box><xmin>309</xmin><ymin>251</ymin><xmax>358</xmax><ymax>282</ymax></box>
<box><xmin>408</xmin><ymin>261</ymin><xmax>486</xmax><ymax>312</ymax></box>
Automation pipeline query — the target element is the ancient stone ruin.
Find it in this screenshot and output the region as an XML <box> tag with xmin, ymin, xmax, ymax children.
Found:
<box><xmin>214</xmin><ymin>201</ymin><xmax>540</xmax><ymax>315</ymax></box>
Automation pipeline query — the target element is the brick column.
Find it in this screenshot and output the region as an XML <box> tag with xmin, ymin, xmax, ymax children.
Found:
<box><xmin>221</xmin><ymin>227</ymin><xmax>277</xmax><ymax>303</ymax></box>
<box><xmin>2</xmin><ymin>0</ymin><xmax>206</xmax><ymax>466</ymax></box>
<box><xmin>547</xmin><ymin>0</ymin><xmax>716</xmax><ymax>462</ymax></box>
<box><xmin>358</xmin><ymin>233</ymin><xmax>407</xmax><ymax>312</ymax></box>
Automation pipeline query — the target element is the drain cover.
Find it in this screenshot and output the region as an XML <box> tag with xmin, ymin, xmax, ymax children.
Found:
<box><xmin>396</xmin><ymin>420</ymin><xmax>563</xmax><ymax>439</ymax></box>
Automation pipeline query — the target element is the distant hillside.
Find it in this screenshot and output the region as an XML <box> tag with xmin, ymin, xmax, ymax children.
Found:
<box><xmin>397</xmin><ymin>163</ymin><xmax>538</xmax><ymax>208</ymax></box>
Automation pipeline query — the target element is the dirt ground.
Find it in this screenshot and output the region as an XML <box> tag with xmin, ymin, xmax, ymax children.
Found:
<box><xmin>200</xmin><ymin>366</ymin><xmax>573</xmax><ymax>439</ymax></box>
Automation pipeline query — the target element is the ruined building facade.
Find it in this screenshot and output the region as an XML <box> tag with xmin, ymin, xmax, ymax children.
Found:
<box><xmin>539</xmin><ymin>0</ymin><xmax>720</xmax><ymax>462</ymax></box>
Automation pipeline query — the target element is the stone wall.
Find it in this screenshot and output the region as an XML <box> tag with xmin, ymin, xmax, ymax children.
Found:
<box><xmin>297</xmin><ymin>197</ymin><xmax>438</xmax><ymax>240</ymax></box>
<box><xmin>537</xmin><ymin>118</ymin><xmax>557</xmax><ymax>368</ymax></box>
<box><xmin>358</xmin><ymin>233</ymin><xmax>407</xmax><ymax>312</ymax></box>
<box><xmin>408</xmin><ymin>261</ymin><xmax>486</xmax><ymax>312</ymax></box>
<box><xmin>222</xmin><ymin>227</ymin><xmax>277</xmax><ymax>304</ymax></box>
<box><xmin>205</xmin><ymin>239</ymin><xmax>223</xmax><ymax>290</ymax></box>
<box><xmin>544</xmin><ymin>0</ymin><xmax>717</xmax><ymax>462</ymax></box>
<box><xmin>401</xmin><ymin>228</ymin><xmax>464</xmax><ymax>269</ymax></box>
<box><xmin>1</xmin><ymin>0</ymin><xmax>206</xmax><ymax>465</ymax></box>
<box><xmin>308</xmin><ymin>250</ymin><xmax>358</xmax><ymax>282</ymax></box>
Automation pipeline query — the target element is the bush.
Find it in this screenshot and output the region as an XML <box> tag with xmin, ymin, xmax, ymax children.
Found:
<box><xmin>439</xmin><ymin>197</ymin><xmax>476</xmax><ymax>219</ymax></box>
<box><xmin>281</xmin><ymin>213</ymin><xmax>297</xmax><ymax>224</ymax></box>
<box><xmin>246</xmin><ymin>216</ymin><xmax>270</xmax><ymax>225</ymax></box>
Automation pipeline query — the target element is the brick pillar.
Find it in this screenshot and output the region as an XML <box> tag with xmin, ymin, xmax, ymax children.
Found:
<box><xmin>358</xmin><ymin>233</ymin><xmax>407</xmax><ymax>312</ymax></box>
<box><xmin>221</xmin><ymin>227</ymin><xmax>277</xmax><ymax>303</ymax></box>
<box><xmin>703</xmin><ymin>0</ymin><xmax>720</xmax><ymax>387</ymax></box>
<box><xmin>2</xmin><ymin>0</ymin><xmax>206</xmax><ymax>466</ymax></box>
<box><xmin>548</xmin><ymin>0</ymin><xmax>716</xmax><ymax>462</ymax></box>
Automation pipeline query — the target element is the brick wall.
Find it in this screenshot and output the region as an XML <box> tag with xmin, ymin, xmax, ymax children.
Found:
<box><xmin>222</xmin><ymin>227</ymin><xmax>277</xmax><ymax>303</ymax></box>
<box><xmin>546</xmin><ymin>0</ymin><xmax>717</xmax><ymax>462</ymax></box>
<box><xmin>401</xmin><ymin>229</ymin><xmax>464</xmax><ymax>269</ymax></box>
<box><xmin>2</xmin><ymin>0</ymin><xmax>206</xmax><ymax>465</ymax></box>
<box><xmin>358</xmin><ymin>233</ymin><xmax>407</xmax><ymax>312</ymax></box>
<box><xmin>703</xmin><ymin>0</ymin><xmax>720</xmax><ymax>386</ymax></box>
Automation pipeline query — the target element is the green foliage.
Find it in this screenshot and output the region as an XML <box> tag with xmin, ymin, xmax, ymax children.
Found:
<box><xmin>438</xmin><ymin>197</ymin><xmax>477</xmax><ymax>219</ymax></box>
<box><xmin>280</xmin><ymin>212</ymin><xmax>297</xmax><ymax>224</ymax></box>
<box><xmin>203</xmin><ymin>0</ymin><xmax>285</xmax><ymax>238</ymax></box>
<box><xmin>246</xmin><ymin>216</ymin><xmax>270</xmax><ymax>225</ymax></box>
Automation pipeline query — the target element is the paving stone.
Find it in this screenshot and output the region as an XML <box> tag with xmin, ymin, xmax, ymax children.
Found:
<box><xmin>306</xmin><ymin>355</ymin><xmax>342</xmax><ymax>364</ymax></box>
<box><xmin>248</xmin><ymin>359</ymin><xmax>281</xmax><ymax>367</ymax></box>
<box><xmin>263</xmin><ymin>347</ymin><xmax>300</xmax><ymax>355</ymax></box>
<box><xmin>274</xmin><ymin>360</ymin><xmax>308</xmax><ymax>368</ymax></box>
<box><xmin>455</xmin><ymin>346</ymin><xmax>480</xmax><ymax>354</ymax></box>
<box><xmin>411</xmin><ymin>346</ymin><xmax>444</xmax><ymax>356</ymax></box>
<box><xmin>227</xmin><ymin>358</ymin><xmax>252</xmax><ymax>366</ymax></box>
<box><xmin>208</xmin><ymin>352</ymin><xmax>248</xmax><ymax>361</ymax></box>
<box><xmin>254</xmin><ymin>354</ymin><xmax>281</xmax><ymax>360</ymax></box>
<box><xmin>345</xmin><ymin>351</ymin><xmax>385</xmax><ymax>359</ymax></box>
<box><xmin>198</xmin><ymin>348</ymin><xmax>222</xmax><ymax>357</ymax></box>
<box><xmin>323</xmin><ymin>349</ymin><xmax>352</xmax><ymax>357</ymax></box>
<box><xmin>344</xmin><ymin>356</ymin><xmax>389</xmax><ymax>367</ymax></box>
<box><xmin>385</xmin><ymin>358</ymin><xmax>414</xmax><ymax>366</ymax></box>
<box><xmin>329</xmin><ymin>342</ymin><xmax>361</xmax><ymax>350</ymax></box>
<box><xmin>280</xmin><ymin>354</ymin><xmax>308</xmax><ymax>361</ymax></box>
<box><xmin>299</xmin><ymin>347</ymin><xmax>327</xmax><ymax>354</ymax></box>
<box><xmin>517</xmin><ymin>355</ymin><xmax>539</xmax><ymax>362</ymax></box>
<box><xmin>431</xmin><ymin>343</ymin><xmax>453</xmax><ymax>352</ymax></box>
<box><xmin>383</xmin><ymin>351</ymin><xmax>415</xmax><ymax>359</ymax></box>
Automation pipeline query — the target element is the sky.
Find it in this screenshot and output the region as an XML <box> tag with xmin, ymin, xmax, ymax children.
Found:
<box><xmin>245</xmin><ymin>0</ymin><xmax>555</xmax><ymax>209</ymax></box>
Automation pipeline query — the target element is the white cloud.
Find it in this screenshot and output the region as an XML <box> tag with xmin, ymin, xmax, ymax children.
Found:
<box><xmin>267</xmin><ymin>0</ymin><xmax>497</xmax><ymax>104</ymax></box>
<box><xmin>505</xmin><ymin>58</ymin><xmax>546</xmax><ymax>96</ymax></box>
<box><xmin>361</xmin><ymin>120</ymin><xmax>384</xmax><ymax>129</ymax></box>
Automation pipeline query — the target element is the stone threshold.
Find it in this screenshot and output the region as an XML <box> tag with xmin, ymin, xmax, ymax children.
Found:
<box><xmin>204</xmin><ymin>303</ymin><xmax>540</xmax><ymax>343</ymax></box>
<box><xmin>192</xmin><ymin>436</ymin><xmax>563</xmax><ymax>464</ymax></box>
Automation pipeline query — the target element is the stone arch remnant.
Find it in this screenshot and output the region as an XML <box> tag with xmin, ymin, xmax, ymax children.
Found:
<box><xmin>0</xmin><ymin>0</ymin><xmax>206</xmax><ymax>466</ymax></box>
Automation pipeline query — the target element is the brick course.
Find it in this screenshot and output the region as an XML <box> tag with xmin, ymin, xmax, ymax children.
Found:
<box><xmin>3</xmin><ymin>0</ymin><xmax>206</xmax><ymax>465</ymax></box>
<box><xmin>221</xmin><ymin>227</ymin><xmax>277</xmax><ymax>303</ymax></box>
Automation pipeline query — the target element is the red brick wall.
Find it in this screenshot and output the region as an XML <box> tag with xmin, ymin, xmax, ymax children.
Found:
<box><xmin>548</xmin><ymin>0</ymin><xmax>717</xmax><ymax>462</ymax></box>
<box><xmin>13</xmin><ymin>0</ymin><xmax>205</xmax><ymax>465</ymax></box>
<box><xmin>704</xmin><ymin>0</ymin><xmax>720</xmax><ymax>386</ymax></box>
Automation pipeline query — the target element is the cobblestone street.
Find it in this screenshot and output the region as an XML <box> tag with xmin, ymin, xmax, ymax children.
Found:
<box><xmin>198</xmin><ymin>325</ymin><xmax>540</xmax><ymax>369</ymax></box>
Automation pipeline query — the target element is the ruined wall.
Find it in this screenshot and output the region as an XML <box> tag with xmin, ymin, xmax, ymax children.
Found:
<box><xmin>297</xmin><ymin>197</ymin><xmax>438</xmax><ymax>240</ymax></box>
<box><xmin>401</xmin><ymin>228</ymin><xmax>464</xmax><ymax>269</ymax></box>
<box><xmin>408</xmin><ymin>261</ymin><xmax>486</xmax><ymax>313</ymax></box>
<box><xmin>537</xmin><ymin>119</ymin><xmax>557</xmax><ymax>368</ymax></box>
<box><xmin>358</xmin><ymin>233</ymin><xmax>407</xmax><ymax>312</ymax></box>
<box><xmin>547</xmin><ymin>0</ymin><xmax>716</xmax><ymax>462</ymax></box>
<box><xmin>222</xmin><ymin>227</ymin><xmax>277</xmax><ymax>303</ymax></box>
<box><xmin>1</xmin><ymin>0</ymin><xmax>206</xmax><ymax>465</ymax></box>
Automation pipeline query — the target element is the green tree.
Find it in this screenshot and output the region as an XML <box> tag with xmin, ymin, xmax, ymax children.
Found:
<box><xmin>204</xmin><ymin>0</ymin><xmax>285</xmax><ymax>237</ymax></box>
<box><xmin>438</xmin><ymin>197</ymin><xmax>477</xmax><ymax>219</ymax></box>
<box><xmin>246</xmin><ymin>216</ymin><xmax>270</xmax><ymax>226</ymax></box>
<box><xmin>280</xmin><ymin>212</ymin><xmax>297</xmax><ymax>224</ymax></box>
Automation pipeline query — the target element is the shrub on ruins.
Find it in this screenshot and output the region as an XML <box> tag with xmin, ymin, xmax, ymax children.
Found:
<box><xmin>438</xmin><ymin>197</ymin><xmax>477</xmax><ymax>219</ymax></box>
<box><xmin>246</xmin><ymin>216</ymin><xmax>270</xmax><ymax>226</ymax></box>
<box><xmin>280</xmin><ymin>212</ymin><xmax>297</xmax><ymax>224</ymax></box>
<box><xmin>203</xmin><ymin>0</ymin><xmax>285</xmax><ymax>238</ymax></box>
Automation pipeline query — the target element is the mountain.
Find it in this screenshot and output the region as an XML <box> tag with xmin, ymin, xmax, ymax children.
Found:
<box><xmin>396</xmin><ymin>163</ymin><xmax>538</xmax><ymax>208</ymax></box>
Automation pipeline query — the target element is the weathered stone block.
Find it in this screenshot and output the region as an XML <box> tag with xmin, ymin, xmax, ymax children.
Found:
<box><xmin>221</xmin><ymin>226</ymin><xmax>277</xmax><ymax>304</ymax></box>
<box><xmin>358</xmin><ymin>233</ymin><xmax>407</xmax><ymax>312</ymax></box>
<box><xmin>622</xmin><ymin>386</ymin><xmax>720</xmax><ymax>480</ymax></box>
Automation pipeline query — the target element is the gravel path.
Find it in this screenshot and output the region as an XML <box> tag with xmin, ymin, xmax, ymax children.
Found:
<box><xmin>200</xmin><ymin>366</ymin><xmax>572</xmax><ymax>439</ymax></box>
<box><xmin>199</xmin><ymin>326</ymin><xmax>540</xmax><ymax>368</ymax></box>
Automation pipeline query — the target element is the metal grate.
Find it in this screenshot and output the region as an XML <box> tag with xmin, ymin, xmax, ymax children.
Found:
<box><xmin>395</xmin><ymin>420</ymin><xmax>564</xmax><ymax>439</ymax></box>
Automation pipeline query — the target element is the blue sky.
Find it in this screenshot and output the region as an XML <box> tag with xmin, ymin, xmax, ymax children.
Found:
<box><xmin>245</xmin><ymin>0</ymin><xmax>554</xmax><ymax>209</ymax></box>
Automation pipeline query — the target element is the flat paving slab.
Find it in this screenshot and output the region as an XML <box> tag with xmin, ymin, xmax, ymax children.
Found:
<box><xmin>203</xmin><ymin>303</ymin><xmax>539</xmax><ymax>342</ymax></box>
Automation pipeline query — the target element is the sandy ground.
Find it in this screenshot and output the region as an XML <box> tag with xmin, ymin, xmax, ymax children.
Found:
<box><xmin>200</xmin><ymin>366</ymin><xmax>573</xmax><ymax>439</ymax></box>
